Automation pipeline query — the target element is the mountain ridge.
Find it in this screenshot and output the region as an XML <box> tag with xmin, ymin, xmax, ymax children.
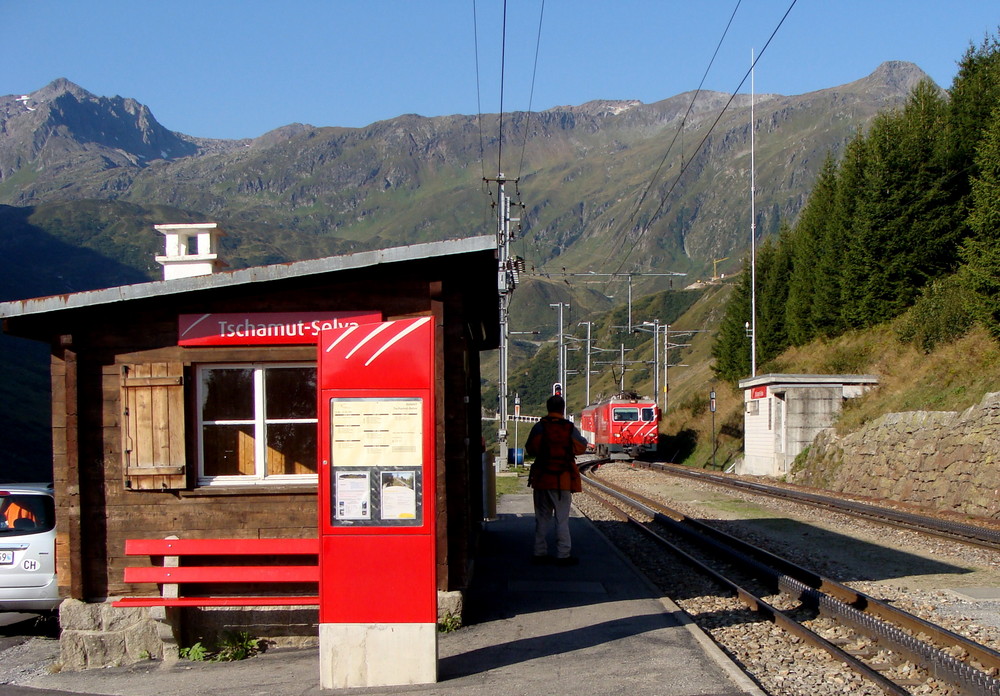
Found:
<box><xmin>0</xmin><ymin>62</ymin><xmax>931</xmax><ymax>289</ymax></box>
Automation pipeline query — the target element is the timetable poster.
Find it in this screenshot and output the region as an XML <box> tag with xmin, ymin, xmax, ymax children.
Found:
<box><xmin>330</xmin><ymin>398</ymin><xmax>423</xmax><ymax>469</ymax></box>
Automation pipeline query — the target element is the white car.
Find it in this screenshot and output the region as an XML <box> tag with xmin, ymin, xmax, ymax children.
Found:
<box><xmin>0</xmin><ymin>483</ymin><xmax>60</xmax><ymax>613</ymax></box>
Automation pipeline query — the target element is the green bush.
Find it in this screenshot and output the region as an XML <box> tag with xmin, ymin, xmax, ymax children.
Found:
<box><xmin>214</xmin><ymin>631</ymin><xmax>261</xmax><ymax>662</ymax></box>
<box><xmin>895</xmin><ymin>275</ymin><xmax>976</xmax><ymax>352</ymax></box>
<box><xmin>438</xmin><ymin>612</ymin><xmax>462</xmax><ymax>633</ymax></box>
<box><xmin>179</xmin><ymin>642</ymin><xmax>209</xmax><ymax>662</ymax></box>
<box><xmin>179</xmin><ymin>632</ymin><xmax>262</xmax><ymax>662</ymax></box>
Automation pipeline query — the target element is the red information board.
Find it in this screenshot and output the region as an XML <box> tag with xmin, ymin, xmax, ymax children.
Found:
<box><xmin>317</xmin><ymin>316</ymin><xmax>436</xmax><ymax>624</ymax></box>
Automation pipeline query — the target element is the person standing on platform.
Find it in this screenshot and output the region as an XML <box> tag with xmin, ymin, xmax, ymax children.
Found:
<box><xmin>525</xmin><ymin>394</ymin><xmax>588</xmax><ymax>566</ymax></box>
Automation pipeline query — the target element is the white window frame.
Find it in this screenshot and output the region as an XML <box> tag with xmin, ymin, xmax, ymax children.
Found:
<box><xmin>612</xmin><ymin>407</ymin><xmax>640</xmax><ymax>422</ymax></box>
<box><xmin>196</xmin><ymin>362</ymin><xmax>318</xmax><ymax>486</ymax></box>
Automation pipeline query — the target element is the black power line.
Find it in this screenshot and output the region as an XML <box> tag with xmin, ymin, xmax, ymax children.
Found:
<box><xmin>608</xmin><ymin>0</ymin><xmax>744</xmax><ymax>263</ymax></box>
<box><xmin>516</xmin><ymin>0</ymin><xmax>546</xmax><ymax>181</ymax></box>
<box><xmin>607</xmin><ymin>0</ymin><xmax>799</xmax><ymax>282</ymax></box>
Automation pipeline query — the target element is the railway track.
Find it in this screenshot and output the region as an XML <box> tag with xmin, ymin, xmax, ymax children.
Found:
<box><xmin>581</xmin><ymin>467</ymin><xmax>1000</xmax><ymax>696</ymax></box>
<box><xmin>628</xmin><ymin>460</ymin><xmax>1000</xmax><ymax>551</ymax></box>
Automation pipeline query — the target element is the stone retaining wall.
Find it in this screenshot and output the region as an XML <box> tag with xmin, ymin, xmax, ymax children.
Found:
<box><xmin>790</xmin><ymin>392</ymin><xmax>1000</xmax><ymax>519</ymax></box>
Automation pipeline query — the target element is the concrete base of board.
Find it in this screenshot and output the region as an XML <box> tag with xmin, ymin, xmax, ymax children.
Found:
<box><xmin>319</xmin><ymin>622</ymin><xmax>438</xmax><ymax>689</ymax></box>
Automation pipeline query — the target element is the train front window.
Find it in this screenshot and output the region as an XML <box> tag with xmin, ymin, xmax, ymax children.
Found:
<box><xmin>612</xmin><ymin>408</ymin><xmax>639</xmax><ymax>422</ymax></box>
<box><xmin>641</xmin><ymin>407</ymin><xmax>656</xmax><ymax>421</ymax></box>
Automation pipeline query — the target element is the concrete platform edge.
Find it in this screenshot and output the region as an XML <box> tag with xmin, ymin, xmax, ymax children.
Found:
<box><xmin>581</xmin><ymin>506</ymin><xmax>768</xmax><ymax>696</ymax></box>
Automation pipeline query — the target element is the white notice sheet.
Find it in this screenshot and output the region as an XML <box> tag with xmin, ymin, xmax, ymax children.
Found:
<box><xmin>330</xmin><ymin>398</ymin><xmax>422</xmax><ymax>468</ymax></box>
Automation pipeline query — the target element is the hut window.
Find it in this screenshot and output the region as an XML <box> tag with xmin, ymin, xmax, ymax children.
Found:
<box><xmin>196</xmin><ymin>363</ymin><xmax>317</xmax><ymax>485</ymax></box>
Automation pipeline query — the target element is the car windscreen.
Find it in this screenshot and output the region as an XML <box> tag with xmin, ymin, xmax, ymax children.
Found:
<box><xmin>0</xmin><ymin>493</ymin><xmax>55</xmax><ymax>535</ymax></box>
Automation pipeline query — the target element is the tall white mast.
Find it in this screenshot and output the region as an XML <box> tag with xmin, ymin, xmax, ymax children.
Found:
<box><xmin>750</xmin><ymin>49</ymin><xmax>758</xmax><ymax>377</ymax></box>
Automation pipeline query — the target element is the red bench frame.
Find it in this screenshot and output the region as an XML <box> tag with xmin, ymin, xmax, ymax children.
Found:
<box><xmin>112</xmin><ymin>538</ymin><xmax>320</xmax><ymax>608</ymax></box>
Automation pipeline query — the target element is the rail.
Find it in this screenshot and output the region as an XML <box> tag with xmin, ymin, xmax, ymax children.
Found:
<box><xmin>583</xmin><ymin>470</ymin><xmax>1000</xmax><ymax>695</ymax></box>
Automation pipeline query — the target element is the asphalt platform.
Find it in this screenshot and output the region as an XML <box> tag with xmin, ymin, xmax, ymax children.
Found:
<box><xmin>14</xmin><ymin>493</ymin><xmax>763</xmax><ymax>696</ymax></box>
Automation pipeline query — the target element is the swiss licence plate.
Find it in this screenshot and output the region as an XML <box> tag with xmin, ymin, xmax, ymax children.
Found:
<box><xmin>0</xmin><ymin>550</ymin><xmax>14</xmax><ymax>565</ymax></box>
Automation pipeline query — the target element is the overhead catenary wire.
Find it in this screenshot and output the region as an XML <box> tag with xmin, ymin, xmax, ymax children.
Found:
<box><xmin>472</xmin><ymin>1</ymin><xmax>547</xmax><ymax>265</ymax></box>
<box><xmin>472</xmin><ymin>0</ymin><xmax>499</xmax><ymax>231</ymax></box>
<box><xmin>516</xmin><ymin>0</ymin><xmax>546</xmax><ymax>181</ymax></box>
<box><xmin>472</xmin><ymin>0</ymin><xmax>487</xmax><ymax>183</ymax></box>
<box><xmin>606</xmin><ymin>0</ymin><xmax>799</xmax><ymax>284</ymax></box>
<box><xmin>607</xmin><ymin>0</ymin><xmax>744</xmax><ymax>264</ymax></box>
<box><xmin>497</xmin><ymin>0</ymin><xmax>508</xmax><ymax>177</ymax></box>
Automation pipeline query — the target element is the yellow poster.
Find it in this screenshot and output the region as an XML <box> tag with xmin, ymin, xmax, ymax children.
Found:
<box><xmin>330</xmin><ymin>398</ymin><xmax>422</xmax><ymax>468</ymax></box>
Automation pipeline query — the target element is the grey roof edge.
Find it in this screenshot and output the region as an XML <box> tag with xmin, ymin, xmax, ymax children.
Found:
<box><xmin>0</xmin><ymin>235</ymin><xmax>498</xmax><ymax>319</ymax></box>
<box><xmin>738</xmin><ymin>373</ymin><xmax>880</xmax><ymax>389</ymax></box>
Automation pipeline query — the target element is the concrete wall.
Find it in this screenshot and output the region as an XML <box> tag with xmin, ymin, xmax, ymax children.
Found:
<box><xmin>790</xmin><ymin>391</ymin><xmax>1000</xmax><ymax>519</ymax></box>
<box><xmin>783</xmin><ymin>386</ymin><xmax>843</xmax><ymax>465</ymax></box>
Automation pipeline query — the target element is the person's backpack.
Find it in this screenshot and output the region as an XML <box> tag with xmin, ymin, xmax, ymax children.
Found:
<box><xmin>537</xmin><ymin>417</ymin><xmax>576</xmax><ymax>476</ymax></box>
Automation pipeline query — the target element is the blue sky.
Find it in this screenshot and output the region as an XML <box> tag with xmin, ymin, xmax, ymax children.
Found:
<box><xmin>2</xmin><ymin>1</ymin><xmax>998</xmax><ymax>140</ymax></box>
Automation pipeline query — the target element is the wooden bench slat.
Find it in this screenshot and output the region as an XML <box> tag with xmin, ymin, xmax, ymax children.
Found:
<box><xmin>118</xmin><ymin>537</ymin><xmax>322</xmax><ymax>608</ymax></box>
<box><xmin>124</xmin><ymin>538</ymin><xmax>319</xmax><ymax>556</ymax></box>
<box><xmin>113</xmin><ymin>596</ymin><xmax>320</xmax><ymax>608</ymax></box>
<box><xmin>124</xmin><ymin>565</ymin><xmax>319</xmax><ymax>584</ymax></box>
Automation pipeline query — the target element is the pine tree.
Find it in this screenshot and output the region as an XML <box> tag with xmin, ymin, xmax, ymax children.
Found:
<box><xmin>961</xmin><ymin>105</ymin><xmax>1000</xmax><ymax>339</ymax></box>
<box><xmin>785</xmin><ymin>154</ymin><xmax>837</xmax><ymax>344</ymax></box>
<box><xmin>841</xmin><ymin>81</ymin><xmax>952</xmax><ymax>327</ymax></box>
<box><xmin>829</xmin><ymin>133</ymin><xmax>867</xmax><ymax>331</ymax></box>
<box><xmin>949</xmin><ymin>32</ymin><xmax>1000</xmax><ymax>185</ymax></box>
<box><xmin>757</xmin><ymin>229</ymin><xmax>792</xmax><ymax>364</ymax></box>
<box><xmin>711</xmin><ymin>260</ymin><xmax>753</xmax><ymax>384</ymax></box>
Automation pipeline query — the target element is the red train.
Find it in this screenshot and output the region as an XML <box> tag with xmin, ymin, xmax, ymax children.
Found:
<box><xmin>579</xmin><ymin>392</ymin><xmax>660</xmax><ymax>458</ymax></box>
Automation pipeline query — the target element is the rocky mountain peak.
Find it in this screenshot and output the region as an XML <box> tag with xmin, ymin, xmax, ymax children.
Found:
<box><xmin>32</xmin><ymin>77</ymin><xmax>94</xmax><ymax>103</ymax></box>
<box><xmin>0</xmin><ymin>76</ymin><xmax>199</xmax><ymax>176</ymax></box>
<box><xmin>837</xmin><ymin>61</ymin><xmax>935</xmax><ymax>96</ymax></box>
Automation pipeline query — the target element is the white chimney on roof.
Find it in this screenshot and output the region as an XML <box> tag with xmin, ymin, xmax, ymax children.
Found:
<box><xmin>154</xmin><ymin>223</ymin><xmax>228</xmax><ymax>280</ymax></box>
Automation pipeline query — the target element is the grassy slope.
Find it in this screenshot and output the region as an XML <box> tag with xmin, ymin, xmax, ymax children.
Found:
<box><xmin>659</xmin><ymin>291</ymin><xmax>1000</xmax><ymax>471</ymax></box>
<box><xmin>773</xmin><ymin>325</ymin><xmax>1000</xmax><ymax>434</ymax></box>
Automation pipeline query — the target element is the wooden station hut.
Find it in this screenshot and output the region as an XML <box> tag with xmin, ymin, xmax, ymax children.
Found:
<box><xmin>0</xmin><ymin>228</ymin><xmax>500</xmax><ymax>665</ymax></box>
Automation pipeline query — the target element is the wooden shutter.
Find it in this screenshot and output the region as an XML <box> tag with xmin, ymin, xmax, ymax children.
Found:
<box><xmin>121</xmin><ymin>362</ymin><xmax>187</xmax><ymax>490</ymax></box>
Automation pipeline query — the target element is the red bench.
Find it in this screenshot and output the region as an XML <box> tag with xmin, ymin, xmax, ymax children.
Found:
<box><xmin>112</xmin><ymin>538</ymin><xmax>320</xmax><ymax>608</ymax></box>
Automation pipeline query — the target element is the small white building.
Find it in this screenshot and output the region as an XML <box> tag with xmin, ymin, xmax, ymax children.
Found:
<box><xmin>737</xmin><ymin>374</ymin><xmax>878</xmax><ymax>477</ymax></box>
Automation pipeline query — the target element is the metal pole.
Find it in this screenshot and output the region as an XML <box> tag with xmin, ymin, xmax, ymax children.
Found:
<box><xmin>579</xmin><ymin>321</ymin><xmax>592</xmax><ymax>406</ymax></box>
<box><xmin>651</xmin><ymin>319</ymin><xmax>660</xmax><ymax>402</ymax></box>
<box><xmin>560</xmin><ymin>304</ymin><xmax>567</xmax><ymax>401</ymax></box>
<box><xmin>710</xmin><ymin>390</ymin><xmax>717</xmax><ymax>469</ymax></box>
<box><xmin>750</xmin><ymin>49</ymin><xmax>758</xmax><ymax>378</ymax></box>
<box><xmin>558</xmin><ymin>304</ymin><xmax>564</xmax><ymax>396</ymax></box>
<box><xmin>619</xmin><ymin>343</ymin><xmax>626</xmax><ymax>392</ymax></box>
<box><xmin>550</xmin><ymin>302</ymin><xmax>568</xmax><ymax>402</ymax></box>
<box><xmin>663</xmin><ymin>324</ymin><xmax>670</xmax><ymax>413</ymax></box>
<box><xmin>513</xmin><ymin>393</ymin><xmax>520</xmax><ymax>466</ymax></box>
<box><xmin>627</xmin><ymin>275</ymin><xmax>633</xmax><ymax>333</ymax></box>
<box><xmin>496</xmin><ymin>175</ymin><xmax>512</xmax><ymax>468</ymax></box>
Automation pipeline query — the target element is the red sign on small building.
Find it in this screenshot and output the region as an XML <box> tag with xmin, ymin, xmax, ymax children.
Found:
<box><xmin>750</xmin><ymin>385</ymin><xmax>768</xmax><ymax>400</ymax></box>
<box><xmin>178</xmin><ymin>311</ymin><xmax>381</xmax><ymax>346</ymax></box>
